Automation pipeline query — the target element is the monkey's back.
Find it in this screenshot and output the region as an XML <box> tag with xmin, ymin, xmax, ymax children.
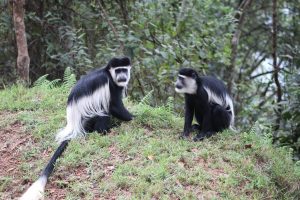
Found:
<box><xmin>67</xmin><ymin>68</ymin><xmax>110</xmax><ymax>104</ymax></box>
<box><xmin>201</xmin><ymin>76</ymin><xmax>229</xmax><ymax>100</ymax></box>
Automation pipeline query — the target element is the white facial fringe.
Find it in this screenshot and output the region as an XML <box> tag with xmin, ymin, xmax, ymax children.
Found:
<box><xmin>56</xmin><ymin>82</ymin><xmax>110</xmax><ymax>143</ymax></box>
<box><xmin>109</xmin><ymin>66</ymin><xmax>131</xmax><ymax>87</ymax></box>
<box><xmin>175</xmin><ymin>76</ymin><xmax>198</xmax><ymax>94</ymax></box>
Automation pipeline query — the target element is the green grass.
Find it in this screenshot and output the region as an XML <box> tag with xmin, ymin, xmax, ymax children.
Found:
<box><xmin>0</xmin><ymin>82</ymin><xmax>299</xmax><ymax>199</ymax></box>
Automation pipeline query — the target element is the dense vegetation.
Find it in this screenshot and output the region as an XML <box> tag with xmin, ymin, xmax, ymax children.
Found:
<box><xmin>0</xmin><ymin>0</ymin><xmax>300</xmax><ymax>198</ymax></box>
<box><xmin>0</xmin><ymin>0</ymin><xmax>299</xmax><ymax>167</ymax></box>
<box><xmin>0</xmin><ymin>79</ymin><xmax>299</xmax><ymax>199</ymax></box>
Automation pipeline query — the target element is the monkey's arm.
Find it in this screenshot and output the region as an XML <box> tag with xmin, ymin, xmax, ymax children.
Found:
<box><xmin>110</xmin><ymin>99</ymin><xmax>133</xmax><ymax>121</ymax></box>
<box><xmin>194</xmin><ymin>89</ymin><xmax>214</xmax><ymax>141</ymax></box>
<box><xmin>182</xmin><ymin>95</ymin><xmax>195</xmax><ymax>137</ymax></box>
<box><xmin>201</xmin><ymin>107</ymin><xmax>213</xmax><ymax>132</ymax></box>
<box><xmin>199</xmin><ymin>87</ymin><xmax>213</xmax><ymax>133</ymax></box>
<box><xmin>193</xmin><ymin>110</ymin><xmax>214</xmax><ymax>141</ymax></box>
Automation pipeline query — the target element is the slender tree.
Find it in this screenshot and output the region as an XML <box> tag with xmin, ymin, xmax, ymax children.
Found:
<box><xmin>12</xmin><ymin>0</ymin><xmax>30</xmax><ymax>85</ymax></box>
<box><xmin>225</xmin><ymin>0</ymin><xmax>253</xmax><ymax>94</ymax></box>
<box><xmin>272</xmin><ymin>0</ymin><xmax>282</xmax><ymax>131</ymax></box>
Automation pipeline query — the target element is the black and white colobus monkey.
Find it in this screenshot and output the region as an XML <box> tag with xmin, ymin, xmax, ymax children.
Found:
<box><xmin>175</xmin><ymin>68</ymin><xmax>234</xmax><ymax>141</ymax></box>
<box><xmin>20</xmin><ymin>57</ymin><xmax>134</xmax><ymax>200</ymax></box>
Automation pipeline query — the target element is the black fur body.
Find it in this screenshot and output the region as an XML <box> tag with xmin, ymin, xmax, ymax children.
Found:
<box><xmin>175</xmin><ymin>68</ymin><xmax>234</xmax><ymax>141</ymax></box>
<box><xmin>20</xmin><ymin>57</ymin><xmax>133</xmax><ymax>200</ymax></box>
<box><xmin>68</xmin><ymin>67</ymin><xmax>133</xmax><ymax>133</ymax></box>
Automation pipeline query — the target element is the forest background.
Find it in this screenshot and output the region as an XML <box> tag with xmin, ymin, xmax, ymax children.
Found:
<box><xmin>0</xmin><ymin>0</ymin><xmax>299</xmax><ymax>159</ymax></box>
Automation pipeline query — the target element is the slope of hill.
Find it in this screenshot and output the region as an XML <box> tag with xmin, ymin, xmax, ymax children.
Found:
<box><xmin>0</xmin><ymin>82</ymin><xmax>299</xmax><ymax>199</ymax></box>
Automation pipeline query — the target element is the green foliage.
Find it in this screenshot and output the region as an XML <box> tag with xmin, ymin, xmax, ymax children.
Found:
<box><xmin>0</xmin><ymin>1</ymin><xmax>16</xmax><ymax>86</ymax></box>
<box><xmin>1</xmin><ymin>0</ymin><xmax>235</xmax><ymax>101</ymax></box>
<box><xmin>0</xmin><ymin>0</ymin><xmax>299</xmax><ymax>174</ymax></box>
<box><xmin>63</xmin><ymin>67</ymin><xmax>77</xmax><ymax>90</ymax></box>
<box><xmin>278</xmin><ymin>67</ymin><xmax>300</xmax><ymax>159</ymax></box>
<box><xmin>49</xmin><ymin>25</ymin><xmax>93</xmax><ymax>74</ymax></box>
<box><xmin>125</xmin><ymin>0</ymin><xmax>234</xmax><ymax>102</ymax></box>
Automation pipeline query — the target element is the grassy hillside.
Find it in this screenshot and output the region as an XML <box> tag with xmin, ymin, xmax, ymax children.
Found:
<box><xmin>0</xmin><ymin>81</ymin><xmax>299</xmax><ymax>200</ymax></box>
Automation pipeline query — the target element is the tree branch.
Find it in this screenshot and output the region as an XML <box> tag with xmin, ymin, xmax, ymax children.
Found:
<box><xmin>250</xmin><ymin>67</ymin><xmax>283</xmax><ymax>80</ymax></box>
<box><xmin>97</xmin><ymin>0</ymin><xmax>124</xmax><ymax>52</ymax></box>
<box><xmin>258</xmin><ymin>91</ymin><xmax>276</xmax><ymax>108</ymax></box>
<box><xmin>225</xmin><ymin>0</ymin><xmax>253</xmax><ymax>93</ymax></box>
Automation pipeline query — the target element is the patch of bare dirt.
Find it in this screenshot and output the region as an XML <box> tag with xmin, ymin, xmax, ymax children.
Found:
<box><xmin>45</xmin><ymin>165</ymin><xmax>89</xmax><ymax>200</ymax></box>
<box><xmin>0</xmin><ymin>112</ymin><xmax>74</xmax><ymax>200</ymax></box>
<box><xmin>46</xmin><ymin>143</ymin><xmax>133</xmax><ymax>199</ymax></box>
<box><xmin>0</xmin><ymin>112</ymin><xmax>34</xmax><ymax>200</ymax></box>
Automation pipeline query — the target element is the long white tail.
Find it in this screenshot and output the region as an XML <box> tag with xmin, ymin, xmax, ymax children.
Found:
<box><xmin>19</xmin><ymin>175</ymin><xmax>47</xmax><ymax>200</ymax></box>
<box><xmin>19</xmin><ymin>140</ymin><xmax>69</xmax><ymax>200</ymax></box>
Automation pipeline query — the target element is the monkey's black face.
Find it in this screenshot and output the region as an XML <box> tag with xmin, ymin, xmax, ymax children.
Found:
<box><xmin>109</xmin><ymin>66</ymin><xmax>131</xmax><ymax>87</ymax></box>
<box><xmin>175</xmin><ymin>75</ymin><xmax>197</xmax><ymax>94</ymax></box>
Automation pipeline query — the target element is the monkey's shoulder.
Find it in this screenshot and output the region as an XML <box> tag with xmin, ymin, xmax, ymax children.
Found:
<box><xmin>200</xmin><ymin>76</ymin><xmax>229</xmax><ymax>96</ymax></box>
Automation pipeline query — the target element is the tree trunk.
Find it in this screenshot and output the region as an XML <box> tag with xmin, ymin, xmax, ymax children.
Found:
<box><xmin>272</xmin><ymin>0</ymin><xmax>282</xmax><ymax>131</ymax></box>
<box><xmin>13</xmin><ymin>0</ymin><xmax>30</xmax><ymax>85</ymax></box>
<box><xmin>225</xmin><ymin>0</ymin><xmax>253</xmax><ymax>93</ymax></box>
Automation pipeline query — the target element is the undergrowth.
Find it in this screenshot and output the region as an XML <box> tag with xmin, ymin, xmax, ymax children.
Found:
<box><xmin>0</xmin><ymin>74</ymin><xmax>299</xmax><ymax>199</ymax></box>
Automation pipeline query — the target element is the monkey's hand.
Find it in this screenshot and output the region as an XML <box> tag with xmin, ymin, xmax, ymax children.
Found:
<box><xmin>110</xmin><ymin>103</ymin><xmax>134</xmax><ymax>121</ymax></box>
<box><xmin>123</xmin><ymin>112</ymin><xmax>134</xmax><ymax>121</ymax></box>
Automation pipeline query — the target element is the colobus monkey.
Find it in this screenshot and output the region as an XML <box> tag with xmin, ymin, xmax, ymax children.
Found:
<box><xmin>20</xmin><ymin>57</ymin><xmax>134</xmax><ymax>200</ymax></box>
<box><xmin>175</xmin><ymin>68</ymin><xmax>234</xmax><ymax>141</ymax></box>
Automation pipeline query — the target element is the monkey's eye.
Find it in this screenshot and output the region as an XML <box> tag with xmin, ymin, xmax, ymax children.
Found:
<box><xmin>121</xmin><ymin>69</ymin><xmax>128</xmax><ymax>73</ymax></box>
<box><xmin>115</xmin><ymin>69</ymin><xmax>122</xmax><ymax>74</ymax></box>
